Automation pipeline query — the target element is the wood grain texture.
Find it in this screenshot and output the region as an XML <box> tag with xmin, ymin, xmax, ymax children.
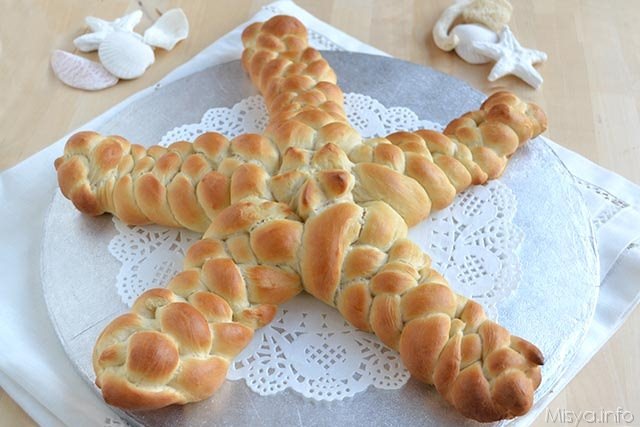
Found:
<box><xmin>0</xmin><ymin>1</ymin><xmax>638</xmax><ymax>426</ymax></box>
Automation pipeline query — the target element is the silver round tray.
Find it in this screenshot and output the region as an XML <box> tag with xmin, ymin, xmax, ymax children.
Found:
<box><xmin>42</xmin><ymin>52</ymin><xmax>599</xmax><ymax>427</ymax></box>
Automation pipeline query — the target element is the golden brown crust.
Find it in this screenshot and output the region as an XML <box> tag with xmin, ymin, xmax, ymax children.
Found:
<box><xmin>100</xmin><ymin>374</ymin><xmax>186</xmax><ymax>410</ymax></box>
<box><xmin>93</xmin><ymin>196</ymin><xmax>304</xmax><ymax>411</ymax></box>
<box><xmin>250</xmin><ymin>219</ymin><xmax>302</xmax><ymax>265</ymax></box>
<box><xmin>329</xmin><ymin>234</ymin><xmax>543</xmax><ymax>423</ymax></box>
<box><xmin>350</xmin><ymin>94</ymin><xmax>546</xmax><ymax>218</ymax></box>
<box><xmin>171</xmin><ymin>357</ymin><xmax>229</xmax><ymax>401</ymax></box>
<box><xmin>353</xmin><ymin>163</ymin><xmax>431</xmax><ymax>227</ymax></box>
<box><xmin>245</xmin><ymin>265</ymin><xmax>301</xmax><ymax>304</ymax></box>
<box><xmin>301</xmin><ymin>202</ymin><xmax>362</xmax><ymax>304</ymax></box>
<box><xmin>358</xmin><ymin>201</ymin><xmax>407</xmax><ymax>250</ymax></box>
<box><xmin>336</xmin><ymin>281</ymin><xmax>372</xmax><ymax>331</ymax></box>
<box><xmin>370</xmin><ymin>294</ymin><xmax>403</xmax><ymax>350</ymax></box>
<box><xmin>342</xmin><ymin>246</ymin><xmax>386</xmax><ymax>281</ymax></box>
<box><xmin>54</xmin><ymin>131</ymin><xmax>278</xmax><ymax>233</ymax></box>
<box><xmin>400</xmin><ymin>315</ymin><xmax>452</xmax><ymax>383</ymax></box>
<box><xmin>126</xmin><ymin>331</ymin><xmax>180</xmax><ymax>384</ymax></box>
<box><xmin>158</xmin><ymin>303</ymin><xmax>212</xmax><ymax>354</ymax></box>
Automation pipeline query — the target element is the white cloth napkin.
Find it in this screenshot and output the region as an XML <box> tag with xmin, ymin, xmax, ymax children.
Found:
<box><xmin>0</xmin><ymin>1</ymin><xmax>638</xmax><ymax>426</ymax></box>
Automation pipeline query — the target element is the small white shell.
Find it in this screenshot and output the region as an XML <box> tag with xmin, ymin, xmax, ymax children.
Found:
<box><xmin>98</xmin><ymin>31</ymin><xmax>155</xmax><ymax>79</ymax></box>
<box><xmin>452</xmin><ymin>24</ymin><xmax>497</xmax><ymax>64</ymax></box>
<box><xmin>51</xmin><ymin>50</ymin><xmax>118</xmax><ymax>91</ymax></box>
<box><xmin>144</xmin><ymin>8</ymin><xmax>189</xmax><ymax>51</ymax></box>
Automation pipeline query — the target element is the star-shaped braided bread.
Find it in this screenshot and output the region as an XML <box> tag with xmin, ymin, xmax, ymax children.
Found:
<box><xmin>54</xmin><ymin>15</ymin><xmax>546</xmax><ymax>422</ymax></box>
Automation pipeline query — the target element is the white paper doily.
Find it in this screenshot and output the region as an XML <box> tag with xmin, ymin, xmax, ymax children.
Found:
<box><xmin>228</xmin><ymin>294</ymin><xmax>409</xmax><ymax>400</ymax></box>
<box><xmin>107</xmin><ymin>93</ymin><xmax>523</xmax><ymax>401</ymax></box>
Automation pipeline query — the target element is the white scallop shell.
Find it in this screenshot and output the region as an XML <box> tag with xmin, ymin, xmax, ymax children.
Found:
<box><xmin>51</xmin><ymin>50</ymin><xmax>118</xmax><ymax>91</ymax></box>
<box><xmin>98</xmin><ymin>31</ymin><xmax>155</xmax><ymax>79</ymax></box>
<box><xmin>452</xmin><ymin>24</ymin><xmax>497</xmax><ymax>64</ymax></box>
<box><xmin>144</xmin><ymin>8</ymin><xmax>189</xmax><ymax>51</ymax></box>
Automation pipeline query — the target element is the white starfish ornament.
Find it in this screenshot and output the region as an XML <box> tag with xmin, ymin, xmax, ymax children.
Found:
<box><xmin>473</xmin><ymin>26</ymin><xmax>547</xmax><ymax>89</ymax></box>
<box><xmin>74</xmin><ymin>10</ymin><xmax>143</xmax><ymax>52</ymax></box>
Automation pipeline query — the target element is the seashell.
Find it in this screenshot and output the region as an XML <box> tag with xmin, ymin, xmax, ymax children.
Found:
<box><xmin>452</xmin><ymin>24</ymin><xmax>497</xmax><ymax>64</ymax></box>
<box><xmin>461</xmin><ymin>0</ymin><xmax>512</xmax><ymax>33</ymax></box>
<box><xmin>98</xmin><ymin>31</ymin><xmax>155</xmax><ymax>79</ymax></box>
<box><xmin>50</xmin><ymin>49</ymin><xmax>118</xmax><ymax>91</ymax></box>
<box><xmin>74</xmin><ymin>10</ymin><xmax>143</xmax><ymax>53</ymax></box>
<box><xmin>143</xmin><ymin>8</ymin><xmax>189</xmax><ymax>51</ymax></box>
<box><xmin>432</xmin><ymin>0</ymin><xmax>512</xmax><ymax>52</ymax></box>
<box><xmin>433</xmin><ymin>0</ymin><xmax>473</xmax><ymax>51</ymax></box>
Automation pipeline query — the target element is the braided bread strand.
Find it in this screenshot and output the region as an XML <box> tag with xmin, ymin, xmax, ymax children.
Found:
<box><xmin>350</xmin><ymin>91</ymin><xmax>547</xmax><ymax>224</ymax></box>
<box><xmin>54</xmin><ymin>131</ymin><xmax>279</xmax><ymax>232</ymax></box>
<box><xmin>93</xmin><ymin>198</ymin><xmax>304</xmax><ymax>409</ymax></box>
<box><xmin>241</xmin><ymin>17</ymin><xmax>345</xmax><ymax>123</ymax></box>
<box><xmin>303</xmin><ymin>202</ymin><xmax>543</xmax><ymax>421</ymax></box>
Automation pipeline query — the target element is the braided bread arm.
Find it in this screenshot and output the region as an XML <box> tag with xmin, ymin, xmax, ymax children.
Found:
<box><xmin>241</xmin><ymin>16</ymin><xmax>345</xmax><ymax>124</ymax></box>
<box><xmin>54</xmin><ymin>131</ymin><xmax>279</xmax><ymax>232</ymax></box>
<box><xmin>350</xmin><ymin>91</ymin><xmax>548</xmax><ymax>225</ymax></box>
<box><xmin>300</xmin><ymin>200</ymin><xmax>543</xmax><ymax>422</ymax></box>
<box><xmin>93</xmin><ymin>198</ymin><xmax>304</xmax><ymax>409</ymax></box>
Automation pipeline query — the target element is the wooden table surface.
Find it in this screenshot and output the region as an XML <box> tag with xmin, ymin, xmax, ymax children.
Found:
<box><xmin>1</xmin><ymin>1</ymin><xmax>638</xmax><ymax>425</ymax></box>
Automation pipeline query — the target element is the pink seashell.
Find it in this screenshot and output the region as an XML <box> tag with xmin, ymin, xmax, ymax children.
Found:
<box><xmin>51</xmin><ymin>50</ymin><xmax>118</xmax><ymax>91</ymax></box>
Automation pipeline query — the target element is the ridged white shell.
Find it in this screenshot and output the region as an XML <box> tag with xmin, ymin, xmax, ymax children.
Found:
<box><xmin>144</xmin><ymin>8</ymin><xmax>189</xmax><ymax>51</ymax></box>
<box><xmin>98</xmin><ymin>31</ymin><xmax>155</xmax><ymax>79</ymax></box>
<box><xmin>452</xmin><ymin>24</ymin><xmax>497</xmax><ymax>64</ymax></box>
<box><xmin>51</xmin><ymin>50</ymin><xmax>118</xmax><ymax>91</ymax></box>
